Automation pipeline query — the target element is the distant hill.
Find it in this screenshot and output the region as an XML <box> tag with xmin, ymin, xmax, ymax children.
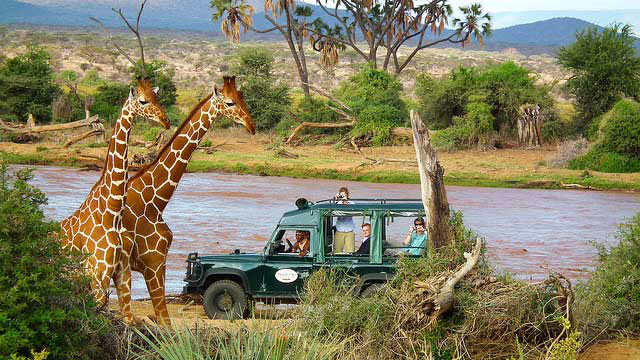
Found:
<box><xmin>1</xmin><ymin>0</ymin><xmax>637</xmax><ymax>55</ymax></box>
<box><xmin>490</xmin><ymin>9</ymin><xmax>640</xmax><ymax>31</ymax></box>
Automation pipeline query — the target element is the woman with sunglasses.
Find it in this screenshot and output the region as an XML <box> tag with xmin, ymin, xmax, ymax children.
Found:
<box><xmin>403</xmin><ymin>218</ymin><xmax>427</xmax><ymax>255</ymax></box>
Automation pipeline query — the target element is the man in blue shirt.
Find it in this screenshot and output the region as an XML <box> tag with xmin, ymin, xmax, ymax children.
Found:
<box><xmin>403</xmin><ymin>218</ymin><xmax>427</xmax><ymax>255</ymax></box>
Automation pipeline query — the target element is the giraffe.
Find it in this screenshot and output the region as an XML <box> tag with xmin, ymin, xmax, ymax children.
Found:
<box><xmin>117</xmin><ymin>76</ymin><xmax>254</xmax><ymax>325</ymax></box>
<box><xmin>60</xmin><ymin>78</ymin><xmax>169</xmax><ymax>323</ymax></box>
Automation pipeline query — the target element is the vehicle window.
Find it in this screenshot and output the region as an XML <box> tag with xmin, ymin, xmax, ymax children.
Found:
<box><xmin>269</xmin><ymin>229</ymin><xmax>312</xmax><ymax>257</ymax></box>
<box><xmin>383</xmin><ymin>215</ymin><xmax>427</xmax><ymax>256</ymax></box>
<box><xmin>325</xmin><ymin>214</ymin><xmax>371</xmax><ymax>256</ymax></box>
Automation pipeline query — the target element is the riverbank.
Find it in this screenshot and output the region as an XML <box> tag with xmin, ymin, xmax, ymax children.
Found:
<box><xmin>1</xmin><ymin>129</ymin><xmax>639</xmax><ymax>191</ymax></box>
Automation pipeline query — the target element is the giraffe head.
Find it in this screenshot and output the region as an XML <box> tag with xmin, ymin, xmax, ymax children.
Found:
<box><xmin>129</xmin><ymin>78</ymin><xmax>171</xmax><ymax>129</ymax></box>
<box><xmin>213</xmin><ymin>76</ymin><xmax>255</xmax><ymax>134</ymax></box>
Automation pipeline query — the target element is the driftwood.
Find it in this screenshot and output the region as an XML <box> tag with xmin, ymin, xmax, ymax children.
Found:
<box><xmin>286</xmin><ymin>120</ymin><xmax>356</xmax><ymax>144</ymax></box>
<box><xmin>0</xmin><ymin>115</ymin><xmax>101</xmax><ymax>135</ymax></box>
<box><xmin>357</xmin><ymin>156</ymin><xmax>417</xmax><ymax>168</ymax></box>
<box><xmin>64</xmin><ymin>129</ymin><xmax>103</xmax><ymax>147</ymax></box>
<box><xmin>410</xmin><ymin>110</ymin><xmax>452</xmax><ymax>250</ymax></box>
<box><xmin>416</xmin><ymin>237</ymin><xmax>482</xmax><ymax>325</ymax></box>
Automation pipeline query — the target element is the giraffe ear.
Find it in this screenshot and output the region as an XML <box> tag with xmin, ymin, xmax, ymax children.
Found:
<box><xmin>213</xmin><ymin>84</ymin><xmax>221</xmax><ymax>96</ymax></box>
<box><xmin>152</xmin><ymin>87</ymin><xmax>160</xmax><ymax>95</ymax></box>
<box><xmin>129</xmin><ymin>86</ymin><xmax>137</xmax><ymax>98</ymax></box>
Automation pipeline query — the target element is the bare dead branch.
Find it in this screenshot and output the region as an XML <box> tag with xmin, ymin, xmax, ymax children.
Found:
<box><xmin>89</xmin><ymin>17</ymin><xmax>137</xmax><ymax>67</ymax></box>
<box><xmin>64</xmin><ymin>129</ymin><xmax>104</xmax><ymax>148</ymax></box>
<box><xmin>286</xmin><ymin>120</ymin><xmax>355</xmax><ymax>144</ymax></box>
<box><xmin>112</xmin><ymin>0</ymin><xmax>148</xmax><ymax>77</ymax></box>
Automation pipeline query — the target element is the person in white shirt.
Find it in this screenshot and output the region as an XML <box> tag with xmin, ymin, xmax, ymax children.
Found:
<box><xmin>334</xmin><ymin>186</ymin><xmax>355</xmax><ymax>253</ymax></box>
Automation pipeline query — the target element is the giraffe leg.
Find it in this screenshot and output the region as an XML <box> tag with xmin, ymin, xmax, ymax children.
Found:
<box><xmin>113</xmin><ymin>231</ymin><xmax>138</xmax><ymax>324</ymax></box>
<box><xmin>142</xmin><ymin>258</ymin><xmax>171</xmax><ymax>326</ymax></box>
<box><xmin>92</xmin><ymin>231</ymin><xmax>122</xmax><ymax>306</ymax></box>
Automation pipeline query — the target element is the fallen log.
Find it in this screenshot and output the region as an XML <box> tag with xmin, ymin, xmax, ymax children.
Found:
<box><xmin>357</xmin><ymin>156</ymin><xmax>417</xmax><ymax>168</ymax></box>
<box><xmin>64</xmin><ymin>129</ymin><xmax>103</xmax><ymax>148</ymax></box>
<box><xmin>286</xmin><ymin>120</ymin><xmax>355</xmax><ymax>144</ymax></box>
<box><xmin>0</xmin><ymin>115</ymin><xmax>101</xmax><ymax>134</ymax></box>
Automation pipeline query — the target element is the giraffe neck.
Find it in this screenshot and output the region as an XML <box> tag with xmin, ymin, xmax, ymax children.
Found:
<box><xmin>102</xmin><ymin>99</ymin><xmax>134</xmax><ymax>211</ymax></box>
<box><xmin>136</xmin><ymin>96</ymin><xmax>218</xmax><ymax>213</ymax></box>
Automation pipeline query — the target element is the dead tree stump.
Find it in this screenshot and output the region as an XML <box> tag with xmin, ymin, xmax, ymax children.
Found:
<box><xmin>410</xmin><ymin>110</ymin><xmax>452</xmax><ymax>250</ymax></box>
<box><xmin>517</xmin><ymin>104</ymin><xmax>543</xmax><ymax>148</ymax></box>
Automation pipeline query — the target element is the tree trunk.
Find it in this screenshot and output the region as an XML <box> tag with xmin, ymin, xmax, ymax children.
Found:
<box><xmin>517</xmin><ymin>104</ymin><xmax>543</xmax><ymax>148</ymax></box>
<box><xmin>410</xmin><ymin>110</ymin><xmax>451</xmax><ymax>250</ymax></box>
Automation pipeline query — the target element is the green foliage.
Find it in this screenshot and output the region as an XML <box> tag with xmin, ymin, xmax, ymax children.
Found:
<box><xmin>131</xmin><ymin>60</ymin><xmax>177</xmax><ymax>108</ymax></box>
<box><xmin>415</xmin><ymin>62</ymin><xmax>555</xmax><ymax>139</ymax></box>
<box><xmin>569</xmin><ymin>147</ymin><xmax>640</xmax><ymax>173</ymax></box>
<box><xmin>431</xmin><ymin>100</ymin><xmax>496</xmax><ymax>151</ymax></box>
<box><xmin>597</xmin><ymin>99</ymin><xmax>640</xmax><ymax>157</ymax></box>
<box><xmin>547</xmin><ymin>317</ymin><xmax>581</xmax><ymax>360</ymax></box>
<box><xmin>575</xmin><ymin>213</ymin><xmax>640</xmax><ymax>336</ymax></box>
<box><xmin>79</xmin><ymin>69</ymin><xmax>104</xmax><ymax>87</ymax></box>
<box><xmin>143</xmin><ymin>126</ymin><xmax>164</xmax><ymax>142</ymax></box>
<box><xmin>0</xmin><ymin>165</ymin><xmax>113</xmax><ymax>359</ymax></box>
<box><xmin>92</xmin><ymin>82</ymin><xmax>129</xmax><ymax>124</ymax></box>
<box><xmin>557</xmin><ymin>24</ymin><xmax>640</xmax><ymax>132</ymax></box>
<box><xmin>335</xmin><ymin>65</ymin><xmax>408</xmax><ymax>145</ymax></box>
<box><xmin>234</xmin><ymin>48</ymin><xmax>291</xmax><ymax>131</ymax></box>
<box><xmin>0</xmin><ymin>46</ymin><xmax>61</xmax><ymax>123</ymax></box>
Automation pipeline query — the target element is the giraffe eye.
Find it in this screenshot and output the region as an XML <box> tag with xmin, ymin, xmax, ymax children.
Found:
<box><xmin>225</xmin><ymin>101</ymin><xmax>235</xmax><ymax>107</ymax></box>
<box><xmin>139</xmin><ymin>100</ymin><xmax>149</xmax><ymax>105</ymax></box>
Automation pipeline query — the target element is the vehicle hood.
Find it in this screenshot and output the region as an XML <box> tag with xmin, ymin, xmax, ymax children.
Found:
<box><xmin>198</xmin><ymin>253</ymin><xmax>263</xmax><ymax>263</ymax></box>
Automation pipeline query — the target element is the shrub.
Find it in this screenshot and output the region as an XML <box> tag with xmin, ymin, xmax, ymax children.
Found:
<box><xmin>575</xmin><ymin>213</ymin><xmax>640</xmax><ymax>337</ymax></box>
<box><xmin>92</xmin><ymin>82</ymin><xmax>129</xmax><ymax>124</ymax></box>
<box><xmin>0</xmin><ymin>165</ymin><xmax>113</xmax><ymax>359</ymax></box>
<box><xmin>0</xmin><ymin>46</ymin><xmax>61</xmax><ymax>123</ymax></box>
<box><xmin>597</xmin><ymin>99</ymin><xmax>640</xmax><ymax>157</ymax></box>
<box><xmin>431</xmin><ymin>100</ymin><xmax>496</xmax><ymax>151</ymax></box>
<box><xmin>569</xmin><ymin>147</ymin><xmax>640</xmax><ymax>173</ymax></box>
<box><xmin>233</xmin><ymin>48</ymin><xmax>291</xmax><ymax>132</ymax></box>
<box><xmin>335</xmin><ymin>65</ymin><xmax>408</xmax><ymax>144</ymax></box>
<box><xmin>547</xmin><ymin>138</ymin><xmax>589</xmax><ymax>168</ymax></box>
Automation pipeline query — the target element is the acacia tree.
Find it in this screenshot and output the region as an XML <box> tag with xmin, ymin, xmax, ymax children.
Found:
<box><xmin>212</xmin><ymin>0</ymin><xmax>491</xmax><ymax>80</ymax></box>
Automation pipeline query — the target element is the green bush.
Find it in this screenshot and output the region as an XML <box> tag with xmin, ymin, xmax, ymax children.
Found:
<box><xmin>0</xmin><ymin>46</ymin><xmax>61</xmax><ymax>123</ymax></box>
<box><xmin>598</xmin><ymin>99</ymin><xmax>640</xmax><ymax>157</ymax></box>
<box><xmin>92</xmin><ymin>82</ymin><xmax>129</xmax><ymax>124</ymax></box>
<box><xmin>569</xmin><ymin>147</ymin><xmax>640</xmax><ymax>173</ymax></box>
<box><xmin>335</xmin><ymin>65</ymin><xmax>408</xmax><ymax>145</ymax></box>
<box><xmin>575</xmin><ymin>213</ymin><xmax>640</xmax><ymax>336</ymax></box>
<box><xmin>431</xmin><ymin>100</ymin><xmax>496</xmax><ymax>151</ymax></box>
<box><xmin>0</xmin><ymin>165</ymin><xmax>113</xmax><ymax>359</ymax></box>
<box><xmin>233</xmin><ymin>48</ymin><xmax>291</xmax><ymax>132</ymax></box>
<box><xmin>415</xmin><ymin>62</ymin><xmax>556</xmax><ymax>139</ymax></box>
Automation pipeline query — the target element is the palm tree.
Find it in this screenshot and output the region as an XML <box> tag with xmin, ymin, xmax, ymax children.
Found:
<box><xmin>211</xmin><ymin>0</ymin><xmax>254</xmax><ymax>43</ymax></box>
<box><xmin>453</xmin><ymin>3</ymin><xmax>492</xmax><ymax>47</ymax></box>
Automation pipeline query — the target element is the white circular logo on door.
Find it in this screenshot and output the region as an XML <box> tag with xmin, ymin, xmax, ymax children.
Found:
<box><xmin>275</xmin><ymin>269</ymin><xmax>298</xmax><ymax>283</ymax></box>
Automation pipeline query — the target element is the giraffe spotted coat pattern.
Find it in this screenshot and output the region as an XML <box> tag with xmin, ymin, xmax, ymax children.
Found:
<box><xmin>60</xmin><ymin>79</ymin><xmax>169</xmax><ymax>322</ymax></box>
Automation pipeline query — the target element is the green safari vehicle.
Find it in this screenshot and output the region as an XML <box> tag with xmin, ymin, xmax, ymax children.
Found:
<box><xmin>182</xmin><ymin>198</ymin><xmax>427</xmax><ymax>319</ymax></box>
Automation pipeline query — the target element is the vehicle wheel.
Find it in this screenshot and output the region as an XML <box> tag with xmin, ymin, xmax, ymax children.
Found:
<box><xmin>203</xmin><ymin>280</ymin><xmax>247</xmax><ymax>320</ymax></box>
<box><xmin>360</xmin><ymin>283</ymin><xmax>383</xmax><ymax>298</ymax></box>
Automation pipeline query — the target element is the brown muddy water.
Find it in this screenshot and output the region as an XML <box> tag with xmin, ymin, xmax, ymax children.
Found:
<box><xmin>23</xmin><ymin>165</ymin><xmax>640</xmax><ymax>298</ymax></box>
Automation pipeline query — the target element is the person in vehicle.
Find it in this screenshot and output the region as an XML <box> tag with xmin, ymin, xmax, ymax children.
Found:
<box><xmin>334</xmin><ymin>186</ymin><xmax>355</xmax><ymax>253</ymax></box>
<box><xmin>355</xmin><ymin>223</ymin><xmax>371</xmax><ymax>255</ymax></box>
<box><xmin>403</xmin><ymin>218</ymin><xmax>427</xmax><ymax>255</ymax></box>
<box><xmin>286</xmin><ymin>230</ymin><xmax>310</xmax><ymax>257</ymax></box>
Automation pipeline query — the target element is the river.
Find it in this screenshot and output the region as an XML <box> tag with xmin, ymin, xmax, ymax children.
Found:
<box><xmin>23</xmin><ymin>165</ymin><xmax>640</xmax><ymax>298</ymax></box>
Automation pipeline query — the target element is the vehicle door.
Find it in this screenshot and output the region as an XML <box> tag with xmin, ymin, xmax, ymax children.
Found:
<box><xmin>260</xmin><ymin>227</ymin><xmax>316</xmax><ymax>298</ymax></box>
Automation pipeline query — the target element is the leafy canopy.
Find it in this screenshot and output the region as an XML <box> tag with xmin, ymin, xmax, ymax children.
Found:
<box><xmin>557</xmin><ymin>24</ymin><xmax>640</xmax><ymax>131</ymax></box>
<box><xmin>0</xmin><ymin>46</ymin><xmax>60</xmax><ymax>123</ymax></box>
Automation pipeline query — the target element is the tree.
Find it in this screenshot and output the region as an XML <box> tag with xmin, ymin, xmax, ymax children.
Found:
<box><xmin>92</xmin><ymin>82</ymin><xmax>129</xmax><ymax>124</ymax></box>
<box><xmin>557</xmin><ymin>24</ymin><xmax>640</xmax><ymax>132</ymax></box>
<box><xmin>212</xmin><ymin>0</ymin><xmax>491</xmax><ymax>83</ymax></box>
<box><xmin>130</xmin><ymin>60</ymin><xmax>177</xmax><ymax>108</ymax></box>
<box><xmin>233</xmin><ymin>48</ymin><xmax>291</xmax><ymax>131</ymax></box>
<box><xmin>0</xmin><ymin>47</ymin><xmax>60</xmax><ymax>123</ymax></box>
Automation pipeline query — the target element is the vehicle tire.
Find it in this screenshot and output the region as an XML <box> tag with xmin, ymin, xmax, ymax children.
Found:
<box><xmin>203</xmin><ymin>280</ymin><xmax>247</xmax><ymax>320</ymax></box>
<box><xmin>360</xmin><ymin>283</ymin><xmax>383</xmax><ymax>298</ymax></box>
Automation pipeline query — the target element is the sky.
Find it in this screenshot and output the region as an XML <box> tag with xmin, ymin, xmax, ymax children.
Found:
<box><xmin>447</xmin><ymin>0</ymin><xmax>640</xmax><ymax>13</ymax></box>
